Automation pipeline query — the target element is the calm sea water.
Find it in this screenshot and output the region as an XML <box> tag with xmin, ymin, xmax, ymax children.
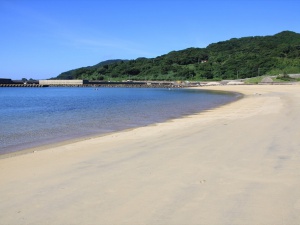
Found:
<box><xmin>0</xmin><ymin>87</ymin><xmax>239</xmax><ymax>154</ymax></box>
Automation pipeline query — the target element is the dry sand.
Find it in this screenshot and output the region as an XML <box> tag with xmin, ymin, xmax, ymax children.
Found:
<box><xmin>1</xmin><ymin>84</ymin><xmax>300</xmax><ymax>225</ymax></box>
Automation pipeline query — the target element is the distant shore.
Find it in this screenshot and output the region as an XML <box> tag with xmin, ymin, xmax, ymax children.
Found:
<box><xmin>1</xmin><ymin>84</ymin><xmax>300</xmax><ymax>225</ymax></box>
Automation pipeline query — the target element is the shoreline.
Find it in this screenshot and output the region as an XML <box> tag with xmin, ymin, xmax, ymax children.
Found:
<box><xmin>0</xmin><ymin>88</ymin><xmax>241</xmax><ymax>159</ymax></box>
<box><xmin>1</xmin><ymin>84</ymin><xmax>300</xmax><ymax>224</ymax></box>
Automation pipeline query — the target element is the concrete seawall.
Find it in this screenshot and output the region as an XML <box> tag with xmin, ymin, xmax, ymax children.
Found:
<box><xmin>0</xmin><ymin>79</ymin><xmax>183</xmax><ymax>88</ymax></box>
<box><xmin>38</xmin><ymin>80</ymin><xmax>185</xmax><ymax>88</ymax></box>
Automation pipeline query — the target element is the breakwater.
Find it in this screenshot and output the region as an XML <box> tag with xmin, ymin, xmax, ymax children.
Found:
<box><xmin>39</xmin><ymin>80</ymin><xmax>185</xmax><ymax>88</ymax></box>
<box><xmin>0</xmin><ymin>84</ymin><xmax>48</xmax><ymax>87</ymax></box>
<box><xmin>46</xmin><ymin>82</ymin><xmax>182</xmax><ymax>88</ymax></box>
<box><xmin>0</xmin><ymin>78</ymin><xmax>189</xmax><ymax>88</ymax></box>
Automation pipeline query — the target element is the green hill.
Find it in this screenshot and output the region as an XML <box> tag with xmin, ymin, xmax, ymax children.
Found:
<box><xmin>55</xmin><ymin>59</ymin><xmax>128</xmax><ymax>80</ymax></box>
<box><xmin>56</xmin><ymin>31</ymin><xmax>300</xmax><ymax>81</ymax></box>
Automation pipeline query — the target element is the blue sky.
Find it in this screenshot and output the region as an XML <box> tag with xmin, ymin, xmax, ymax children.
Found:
<box><xmin>1</xmin><ymin>0</ymin><xmax>299</xmax><ymax>80</ymax></box>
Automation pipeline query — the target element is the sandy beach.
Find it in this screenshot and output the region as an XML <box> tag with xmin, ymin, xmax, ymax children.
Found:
<box><xmin>1</xmin><ymin>84</ymin><xmax>300</xmax><ymax>225</ymax></box>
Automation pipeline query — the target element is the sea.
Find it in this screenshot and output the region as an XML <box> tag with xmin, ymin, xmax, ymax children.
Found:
<box><xmin>0</xmin><ymin>87</ymin><xmax>239</xmax><ymax>155</ymax></box>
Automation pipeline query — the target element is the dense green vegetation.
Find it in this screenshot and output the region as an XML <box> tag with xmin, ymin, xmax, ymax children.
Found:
<box><xmin>56</xmin><ymin>31</ymin><xmax>300</xmax><ymax>81</ymax></box>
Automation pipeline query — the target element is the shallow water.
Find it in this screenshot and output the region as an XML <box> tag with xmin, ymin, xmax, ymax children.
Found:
<box><xmin>0</xmin><ymin>87</ymin><xmax>239</xmax><ymax>154</ymax></box>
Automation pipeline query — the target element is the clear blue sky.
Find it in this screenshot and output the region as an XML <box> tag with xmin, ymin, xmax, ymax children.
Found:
<box><xmin>1</xmin><ymin>0</ymin><xmax>299</xmax><ymax>80</ymax></box>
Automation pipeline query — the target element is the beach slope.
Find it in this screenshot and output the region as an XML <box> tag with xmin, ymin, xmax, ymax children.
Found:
<box><xmin>1</xmin><ymin>85</ymin><xmax>300</xmax><ymax>225</ymax></box>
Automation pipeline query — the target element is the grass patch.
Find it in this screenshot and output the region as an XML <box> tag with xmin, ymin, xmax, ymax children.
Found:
<box><xmin>244</xmin><ymin>76</ymin><xmax>265</xmax><ymax>84</ymax></box>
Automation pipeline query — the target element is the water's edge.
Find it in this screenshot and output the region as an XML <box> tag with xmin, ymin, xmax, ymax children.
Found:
<box><xmin>0</xmin><ymin>88</ymin><xmax>242</xmax><ymax>159</ymax></box>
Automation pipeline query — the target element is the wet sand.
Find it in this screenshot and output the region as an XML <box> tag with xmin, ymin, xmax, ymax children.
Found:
<box><xmin>1</xmin><ymin>84</ymin><xmax>300</xmax><ymax>225</ymax></box>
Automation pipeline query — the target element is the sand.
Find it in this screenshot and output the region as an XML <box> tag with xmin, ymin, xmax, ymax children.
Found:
<box><xmin>1</xmin><ymin>84</ymin><xmax>300</xmax><ymax>225</ymax></box>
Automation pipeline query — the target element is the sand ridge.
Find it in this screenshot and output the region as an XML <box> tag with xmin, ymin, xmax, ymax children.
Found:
<box><xmin>0</xmin><ymin>84</ymin><xmax>300</xmax><ymax>225</ymax></box>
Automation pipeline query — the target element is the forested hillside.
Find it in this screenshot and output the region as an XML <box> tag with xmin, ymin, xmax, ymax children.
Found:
<box><xmin>56</xmin><ymin>31</ymin><xmax>300</xmax><ymax>81</ymax></box>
